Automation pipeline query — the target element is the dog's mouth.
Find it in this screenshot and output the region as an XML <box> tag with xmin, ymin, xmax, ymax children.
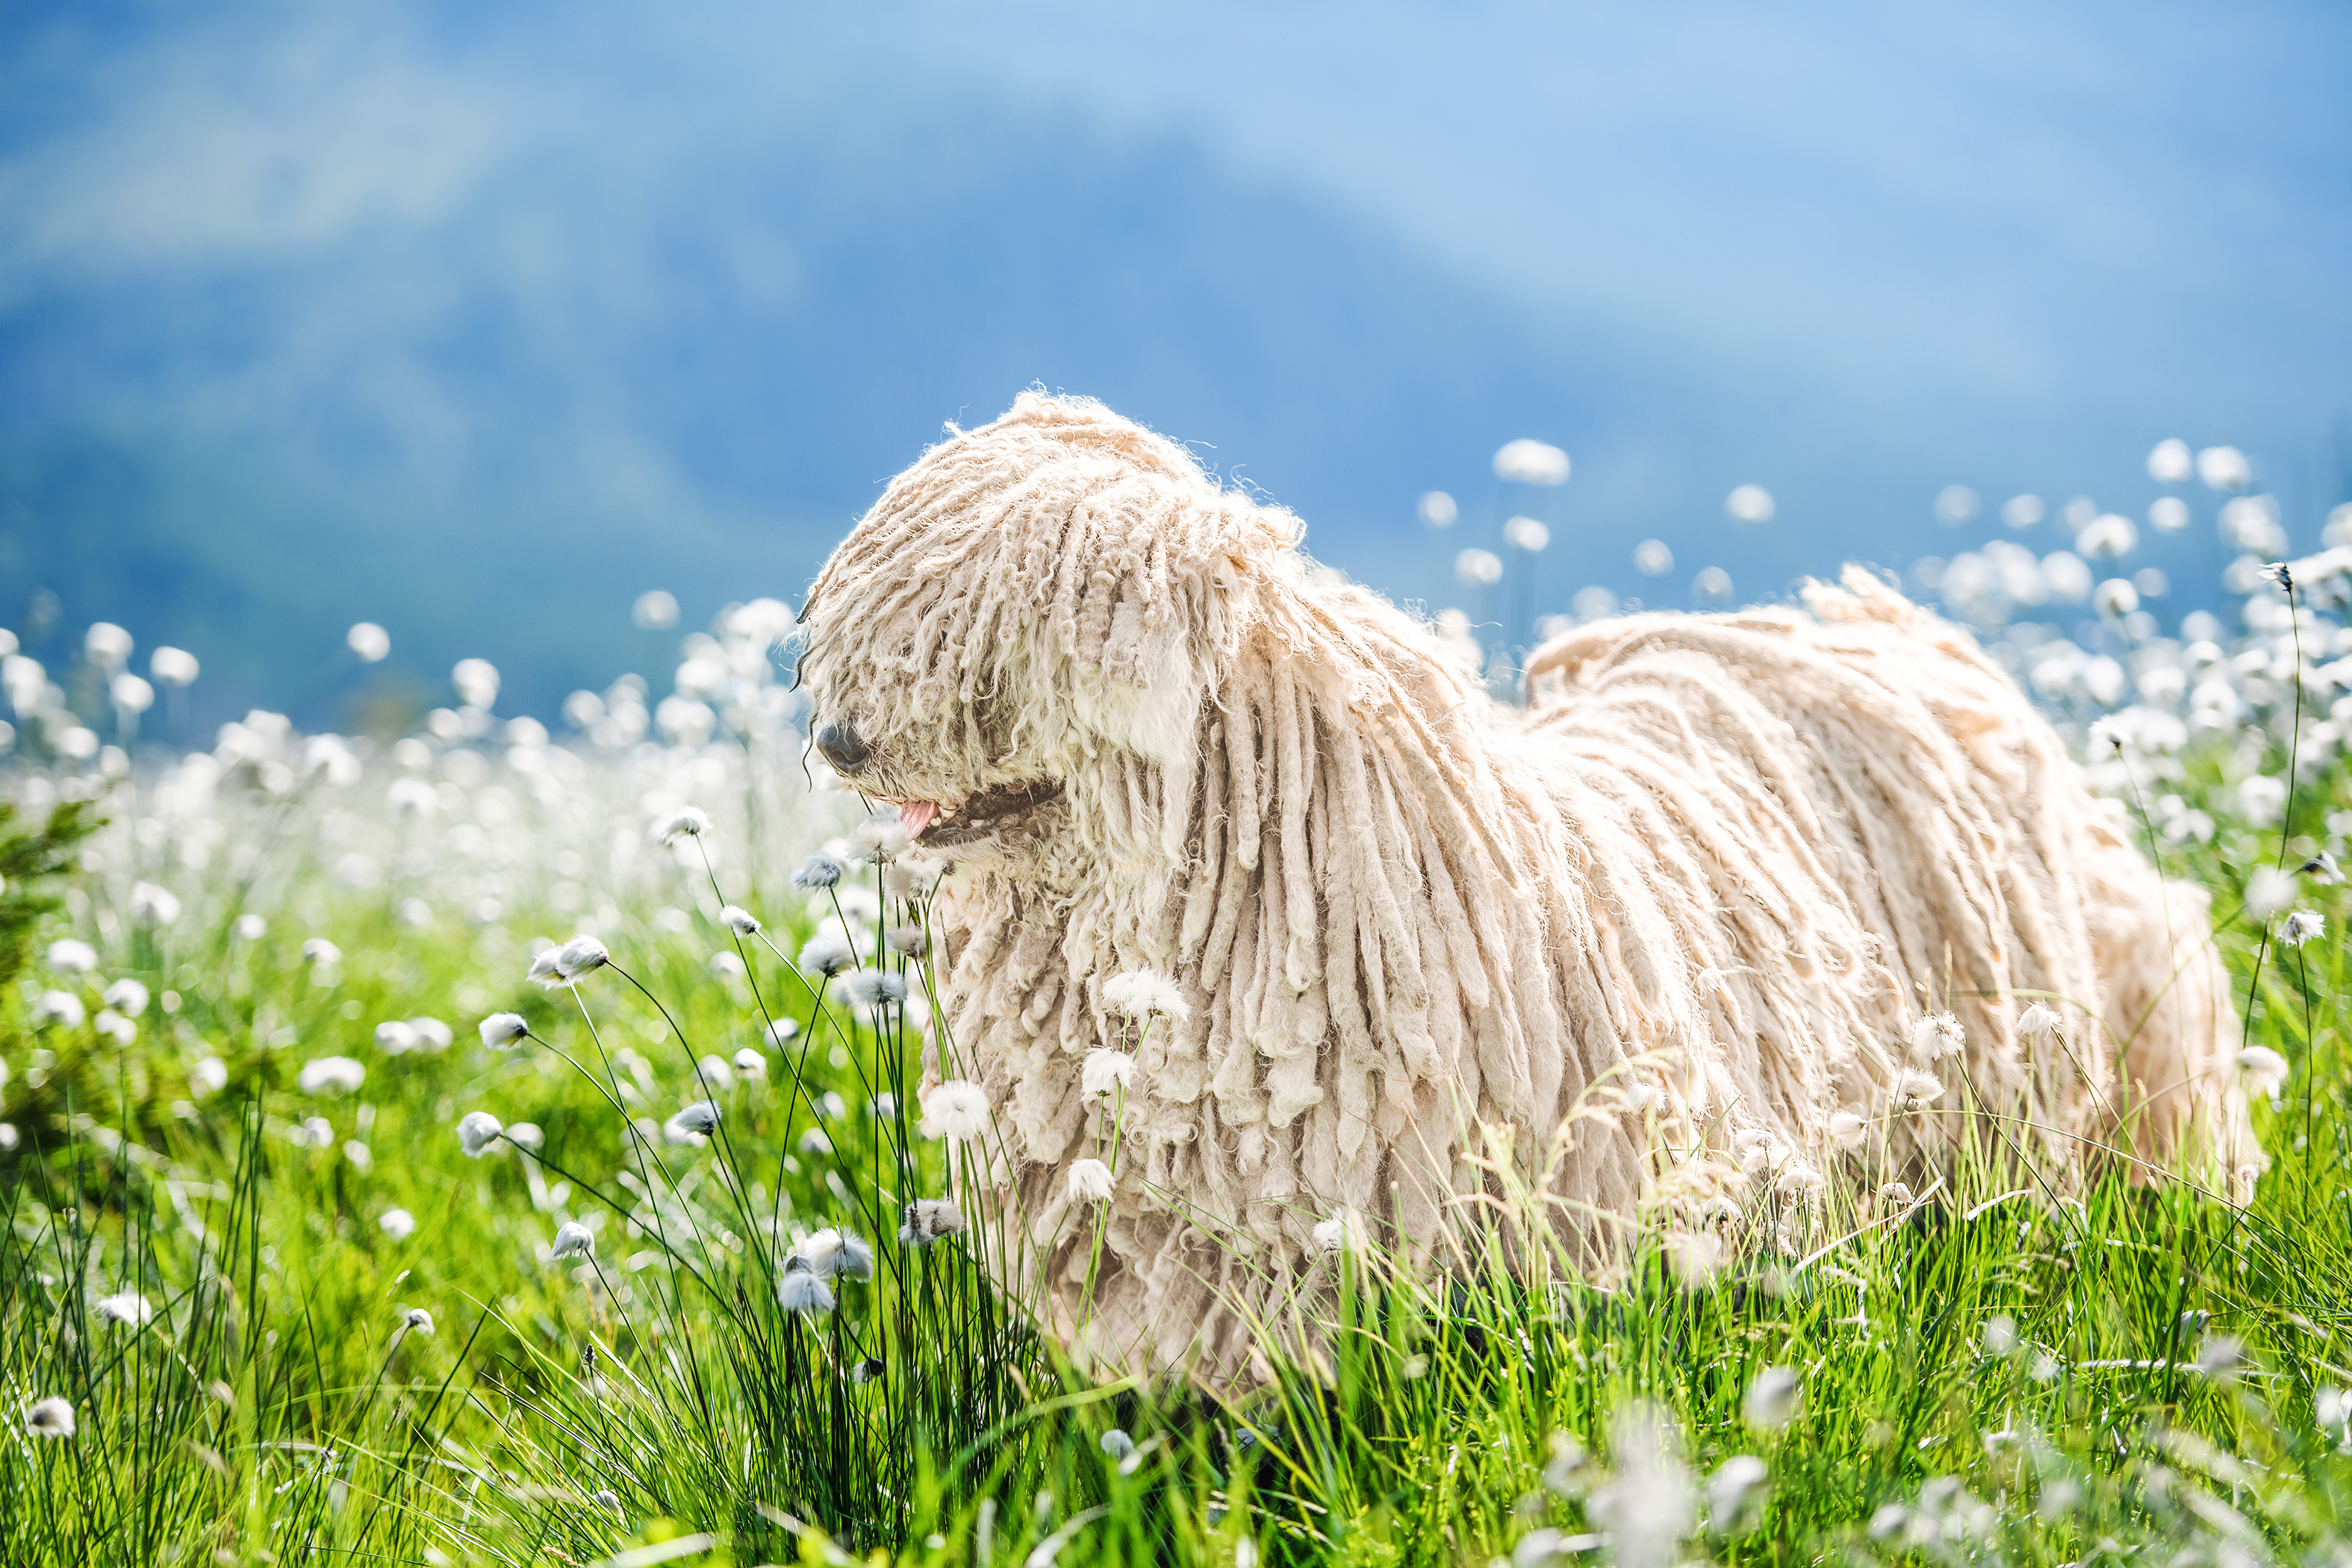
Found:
<box><xmin>895</xmin><ymin>780</ymin><xmax>1065</xmax><ymax>847</ymax></box>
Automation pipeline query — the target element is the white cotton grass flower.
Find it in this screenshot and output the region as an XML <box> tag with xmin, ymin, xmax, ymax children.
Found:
<box><xmin>551</xmin><ymin>1221</ymin><xmax>595</xmax><ymax>1260</ymax></box>
<box><xmin>1066</xmin><ymin>1158</ymin><xmax>1116</xmax><ymax>1204</ymax></box>
<box><xmin>2147</xmin><ymin>438</ymin><xmax>2194</xmax><ymax>484</ymax></box>
<box><xmin>777</xmin><ymin>1255</ymin><xmax>836</xmax><ymax>1316</ymax></box>
<box><xmin>1493</xmin><ymin>438</ymin><xmax>1570</xmax><ymax>486</ymax></box>
<box><xmin>150</xmin><ymin>644</ymin><xmax>199</xmax><ymax>685</ymax></box>
<box><xmin>457</xmin><ymin>1111</ymin><xmax>505</xmax><ymax>1157</ymax></box>
<box><xmin>1103</xmin><ymin>969</ymin><xmax>1189</xmax><ymax>1023</ymax></box>
<box><xmin>1504</xmin><ymin>515</ymin><xmax>1551</xmax><ymax>553</ymax></box>
<box><xmin>2197</xmin><ymin>445</ymin><xmax>2253</xmax><ymax>491</ymax></box>
<box><xmin>1743</xmin><ymin>1366</ymin><xmax>1800</xmax><ymax>1428</ymax></box>
<box><xmin>656</xmin><ymin>806</ymin><xmax>712</xmax><ymax>843</ymax></box>
<box><xmin>1312</xmin><ymin>1207</ymin><xmax>1365</xmax><ymax>1254</ymax></box>
<box><xmin>848</xmin><ymin>812</ymin><xmax>912</xmax><ymax>864</ymax></box>
<box><xmin>720</xmin><ymin>905</ymin><xmax>760</xmax><ymax>936</ymax></box>
<box><xmin>919</xmin><ymin>1080</ymin><xmax>990</xmax><ymax>1141</ymax></box>
<box><xmin>2282</xmin><ymin>910</ymin><xmax>2325</xmax><ymax>949</ymax></box>
<box><xmin>1586</xmin><ymin>1403</ymin><xmax>1695</xmax><ymax>1568</ymax></box>
<box><xmin>732</xmin><ymin>1047</ymin><xmax>768</xmax><ymax>1079</ymax></box>
<box><xmin>401</xmin><ymin>1307</ymin><xmax>435</xmax><ymax>1336</ymax></box>
<box><xmin>95</xmin><ymin>1291</ymin><xmax>154</xmax><ymax>1328</ymax></box>
<box><xmin>298</xmin><ymin>1057</ymin><xmax>365</xmax><ymax>1097</ymax></box>
<box><xmin>479</xmin><ymin>1012</ymin><xmax>529</xmax><ymax>1048</ymax></box>
<box><xmin>1879</xmin><ymin>1182</ymin><xmax>1915</xmax><ymax>1207</ymax></box>
<box><xmin>765</xmin><ymin>1017</ymin><xmax>800</xmax><ymax>1047</ymax></box>
<box><xmin>1827</xmin><ymin>1110</ymin><xmax>1866</xmax><ymax>1151</ymax></box>
<box><xmin>2245</xmin><ymin>865</ymin><xmax>2298</xmax><ymax>921</ymax></box>
<box><xmin>1895</xmin><ymin>1070</ymin><xmax>1946</xmax><ymax>1113</ymax></box>
<box><xmin>665</xmin><ymin>1101</ymin><xmax>722</xmax><ymax>1145</ymax></box>
<box><xmin>2238</xmin><ymin>1046</ymin><xmax>2289</xmax><ymax>1107</ymax></box>
<box><xmin>102</xmin><ymin>978</ymin><xmax>149</xmax><ymax>1016</ymax></box>
<box><xmin>302</xmin><ymin>937</ymin><xmax>343</xmax><ymax>968</ymax></box>
<box><xmin>1082</xmin><ymin>1048</ymin><xmax>1137</xmax><ymax>1099</ymax></box>
<box><xmin>901</xmin><ymin>1198</ymin><xmax>968</xmax><ymax>1247</ymax></box>
<box><xmin>48</xmin><ymin>938</ymin><xmax>97</xmax><ymax>974</ymax></box>
<box><xmin>408</xmin><ymin>1016</ymin><xmax>452</xmax><ymax>1051</ymax></box>
<box><xmin>1455</xmin><ymin>547</ymin><xmax>1502</xmax><ymax>588</ymax></box>
<box><xmin>840</xmin><ymin>968</ymin><xmax>907</xmax><ymax>1009</ymax></box>
<box><xmin>374</xmin><ymin>1021</ymin><xmax>419</xmax><ymax>1054</ymax></box>
<box><xmin>2017</xmin><ymin>1002</ymin><xmax>2062</xmax><ymax>1040</ymax></box>
<box><xmin>1707</xmin><ymin>1455</ymin><xmax>1769</xmax><ymax>1534</ymax></box>
<box><xmin>346</xmin><ymin>621</ymin><xmax>391</xmax><ymax>662</ymax></box>
<box><xmin>379</xmin><ymin>1209</ymin><xmax>417</xmax><ymax>1241</ymax></box>
<box><xmin>1908</xmin><ymin>1013</ymin><xmax>1963</xmax><ymax>1060</ymax></box>
<box><xmin>792</xmin><ymin>853</ymin><xmax>843</xmax><ymax>892</ymax></box>
<box><xmin>1776</xmin><ymin>1163</ymin><xmax>1824</xmax><ymax>1199</ymax></box>
<box><xmin>24</xmin><ymin>1396</ymin><xmax>75</xmax><ymax>1440</ymax></box>
<box><xmin>709</xmin><ymin>950</ymin><xmax>747</xmax><ymax>980</ymax></box>
<box><xmin>86</xmin><ymin>620</ymin><xmax>134</xmax><ymax>665</ymax></box>
<box><xmin>130</xmin><ymin>882</ymin><xmax>181</xmax><ymax>924</ymax></box>
<box><xmin>886</xmin><ymin>924</ymin><xmax>926</xmax><ymax>956</ymax></box>
<box><xmin>95</xmin><ymin>1009</ymin><xmax>137</xmax><ymax>1046</ymax></box>
<box><xmin>800</xmin><ymin>1228</ymin><xmax>875</xmax><ymax>1281</ymax></box>
<box><xmin>1726</xmin><ymin>484</ymin><xmax>1776</xmax><ymax>525</ymax></box>
<box><xmin>2303</xmin><ymin>850</ymin><xmax>2344</xmax><ymax>885</ymax></box>
<box><xmin>799</xmin><ymin>932</ymin><xmax>856</xmax><ymax>977</ymax></box>
<box><xmin>33</xmin><ymin>991</ymin><xmax>85</xmax><ymax>1030</ymax></box>
<box><xmin>1100</xmin><ymin>1428</ymin><xmax>1136</xmax><ymax>1461</ymax></box>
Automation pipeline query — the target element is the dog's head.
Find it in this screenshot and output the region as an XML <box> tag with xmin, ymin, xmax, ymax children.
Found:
<box><xmin>796</xmin><ymin>392</ymin><xmax>1301</xmax><ymax>860</ymax></box>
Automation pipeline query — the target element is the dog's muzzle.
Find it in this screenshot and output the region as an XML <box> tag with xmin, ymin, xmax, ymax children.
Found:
<box><xmin>815</xmin><ymin>718</ymin><xmax>870</xmax><ymax>774</ymax></box>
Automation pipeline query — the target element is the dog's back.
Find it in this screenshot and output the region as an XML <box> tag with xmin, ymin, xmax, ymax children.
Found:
<box><xmin>1518</xmin><ymin>567</ymin><xmax>2256</xmax><ymax>1199</ymax></box>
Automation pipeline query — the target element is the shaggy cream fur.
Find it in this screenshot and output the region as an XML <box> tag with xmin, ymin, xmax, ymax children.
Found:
<box><xmin>795</xmin><ymin>391</ymin><xmax>2259</xmax><ymax>1384</ymax></box>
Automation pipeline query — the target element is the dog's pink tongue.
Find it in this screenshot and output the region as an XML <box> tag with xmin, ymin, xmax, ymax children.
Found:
<box><xmin>899</xmin><ymin>800</ymin><xmax>939</xmax><ymax>840</ymax></box>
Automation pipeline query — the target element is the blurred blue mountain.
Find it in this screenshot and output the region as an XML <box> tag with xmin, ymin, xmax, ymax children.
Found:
<box><xmin>1</xmin><ymin>1</ymin><xmax>2346</xmax><ymax>732</ymax></box>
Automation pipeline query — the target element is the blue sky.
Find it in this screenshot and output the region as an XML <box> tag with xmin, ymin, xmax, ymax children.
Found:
<box><xmin>1</xmin><ymin>1</ymin><xmax>2345</xmax><ymax>723</ymax></box>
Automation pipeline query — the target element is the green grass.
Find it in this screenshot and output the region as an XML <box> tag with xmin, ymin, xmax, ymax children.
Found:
<box><xmin>4</xmin><ymin>739</ymin><xmax>2351</xmax><ymax>1568</ymax></box>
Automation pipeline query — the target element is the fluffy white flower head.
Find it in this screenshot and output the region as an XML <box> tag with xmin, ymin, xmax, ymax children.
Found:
<box><xmin>1312</xmin><ymin>1207</ymin><xmax>1365</xmax><ymax>1254</ymax></box>
<box><xmin>1066</xmin><ymin>1157</ymin><xmax>1115</xmax><ymax>1204</ymax></box>
<box><xmin>479</xmin><ymin>1012</ymin><xmax>529</xmax><ymax>1048</ymax></box>
<box><xmin>550</xmin><ymin>1221</ymin><xmax>595</xmax><ymax>1260</ymax></box>
<box><xmin>656</xmin><ymin>806</ymin><xmax>712</xmax><ymax>842</ymax></box>
<box><xmin>1082</xmin><ymin>1048</ymin><xmax>1137</xmax><ymax>1099</ymax></box>
<box><xmin>95</xmin><ymin>1291</ymin><xmax>153</xmax><ymax>1327</ymax></box>
<box><xmin>2016</xmin><ymin>1002</ymin><xmax>2062</xmax><ymax>1040</ymax></box>
<box><xmin>299</xmin><ymin>1057</ymin><xmax>366</xmax><ymax>1097</ymax></box>
<box><xmin>48</xmin><ymin>938</ymin><xmax>97</xmax><ymax>974</ymax></box>
<box><xmin>25</xmin><ymin>1396</ymin><xmax>75</xmax><ymax>1439</ymax></box>
<box><xmin>1908</xmin><ymin>1013</ymin><xmax>1963</xmax><ymax>1060</ymax></box>
<box><xmin>2282</xmin><ymin>909</ymin><xmax>2325</xmax><ymax>949</ymax></box>
<box><xmin>33</xmin><ymin>992</ymin><xmax>85</xmax><ymax>1030</ymax></box>
<box><xmin>456</xmin><ymin>1111</ymin><xmax>505</xmax><ymax>1157</ymax></box>
<box><xmin>778</xmin><ymin>1254</ymin><xmax>836</xmax><ymax>1315</ymax></box>
<box><xmin>920</xmin><ymin>1080</ymin><xmax>990</xmax><ymax>1141</ymax></box>
<box><xmin>720</xmin><ymin>904</ymin><xmax>760</xmax><ymax>935</ymax></box>
<box><xmin>1103</xmin><ymin>970</ymin><xmax>1189</xmax><ymax>1024</ymax></box>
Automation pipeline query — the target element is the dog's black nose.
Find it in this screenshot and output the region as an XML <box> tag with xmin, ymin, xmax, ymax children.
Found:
<box><xmin>815</xmin><ymin>718</ymin><xmax>870</xmax><ymax>774</ymax></box>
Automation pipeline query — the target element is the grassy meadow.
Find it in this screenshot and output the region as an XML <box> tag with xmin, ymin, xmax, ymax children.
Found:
<box><xmin>4</xmin><ymin>593</ymin><xmax>2352</xmax><ymax>1568</ymax></box>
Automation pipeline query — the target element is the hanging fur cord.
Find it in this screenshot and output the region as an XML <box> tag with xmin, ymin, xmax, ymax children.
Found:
<box><xmin>795</xmin><ymin>391</ymin><xmax>2262</xmax><ymax>1387</ymax></box>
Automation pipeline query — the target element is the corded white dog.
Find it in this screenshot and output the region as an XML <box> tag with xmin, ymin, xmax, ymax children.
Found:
<box><xmin>794</xmin><ymin>391</ymin><xmax>2257</xmax><ymax>1383</ymax></box>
